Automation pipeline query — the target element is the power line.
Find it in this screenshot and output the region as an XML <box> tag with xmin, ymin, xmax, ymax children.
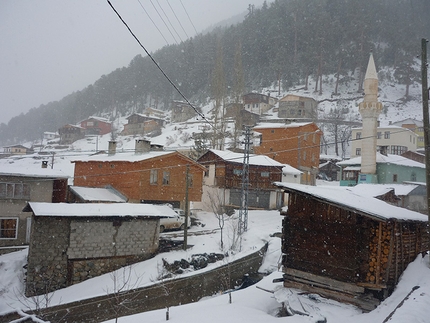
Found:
<box><xmin>179</xmin><ymin>0</ymin><xmax>198</xmax><ymax>35</ymax></box>
<box><xmin>166</xmin><ymin>0</ymin><xmax>190</xmax><ymax>39</ymax></box>
<box><xmin>156</xmin><ymin>0</ymin><xmax>183</xmax><ymax>43</ymax></box>
<box><xmin>137</xmin><ymin>0</ymin><xmax>170</xmax><ymax>46</ymax></box>
<box><xmin>106</xmin><ymin>0</ymin><xmax>214</xmax><ymax>130</ymax></box>
<box><xmin>149</xmin><ymin>0</ymin><xmax>179</xmax><ymax>44</ymax></box>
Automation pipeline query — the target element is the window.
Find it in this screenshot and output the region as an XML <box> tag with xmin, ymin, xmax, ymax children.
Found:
<box><xmin>261</xmin><ymin>172</ymin><xmax>270</xmax><ymax>178</ymax></box>
<box><xmin>377</xmin><ymin>132</ymin><xmax>382</xmax><ymax>139</ymax></box>
<box><xmin>303</xmin><ymin>151</ymin><xmax>306</xmax><ymax>160</ymax></box>
<box><xmin>0</xmin><ymin>183</ymin><xmax>30</xmax><ymax>199</ymax></box>
<box><xmin>356</xmin><ymin>132</ymin><xmax>362</xmax><ymax>140</ymax></box>
<box><xmin>162</xmin><ymin>171</ymin><xmax>170</xmax><ymax>185</ymax></box>
<box><xmin>204</xmin><ymin>166</ymin><xmax>210</xmax><ymax>177</ymax></box>
<box><xmin>150</xmin><ymin>169</ymin><xmax>158</xmax><ymax>185</ymax></box>
<box><xmin>356</xmin><ymin>148</ymin><xmax>361</xmax><ymax>156</ymax></box>
<box><xmin>418</xmin><ymin>137</ymin><xmax>425</xmax><ymax>142</ymax></box>
<box><xmin>384</xmin><ymin>131</ymin><xmax>390</xmax><ymax>139</ymax></box>
<box><xmin>390</xmin><ymin>145</ymin><xmax>407</xmax><ymax>155</ymax></box>
<box><xmin>411</xmin><ymin>172</ymin><xmax>417</xmax><ymax>182</ymax></box>
<box><xmin>393</xmin><ymin>174</ymin><xmax>398</xmax><ymax>182</ymax></box>
<box><xmin>233</xmin><ymin>169</ymin><xmax>242</xmax><ymax>176</ymax></box>
<box><xmin>0</xmin><ymin>218</ymin><xmax>18</xmax><ymax>239</ymax></box>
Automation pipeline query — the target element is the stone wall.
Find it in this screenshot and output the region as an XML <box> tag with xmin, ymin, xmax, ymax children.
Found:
<box><xmin>26</xmin><ymin>216</ymin><xmax>70</xmax><ymax>296</ymax></box>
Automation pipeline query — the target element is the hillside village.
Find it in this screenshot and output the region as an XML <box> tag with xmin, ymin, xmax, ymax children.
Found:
<box><xmin>0</xmin><ymin>52</ymin><xmax>429</xmax><ymax>322</ymax></box>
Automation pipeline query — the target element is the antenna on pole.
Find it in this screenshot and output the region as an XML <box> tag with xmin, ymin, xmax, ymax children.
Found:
<box><xmin>238</xmin><ymin>126</ymin><xmax>252</xmax><ymax>236</ymax></box>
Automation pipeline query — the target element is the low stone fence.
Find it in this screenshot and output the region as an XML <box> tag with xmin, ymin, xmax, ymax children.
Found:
<box><xmin>32</xmin><ymin>243</ymin><xmax>268</xmax><ymax>323</ymax></box>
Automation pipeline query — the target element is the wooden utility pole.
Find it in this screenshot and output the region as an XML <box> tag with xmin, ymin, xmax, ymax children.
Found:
<box><xmin>183</xmin><ymin>164</ymin><xmax>190</xmax><ymax>250</ymax></box>
<box><xmin>421</xmin><ymin>38</ymin><xmax>430</xmax><ymax>266</ymax></box>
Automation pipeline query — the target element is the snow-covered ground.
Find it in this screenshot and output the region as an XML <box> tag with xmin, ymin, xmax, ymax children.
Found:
<box><xmin>1</xmin><ymin>208</ymin><xmax>429</xmax><ymax>323</ymax></box>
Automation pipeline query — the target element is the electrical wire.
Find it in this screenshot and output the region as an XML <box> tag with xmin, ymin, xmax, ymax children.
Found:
<box><xmin>179</xmin><ymin>0</ymin><xmax>198</xmax><ymax>35</ymax></box>
<box><xmin>149</xmin><ymin>0</ymin><xmax>179</xmax><ymax>44</ymax></box>
<box><xmin>106</xmin><ymin>0</ymin><xmax>215</xmax><ymax>131</ymax></box>
<box><xmin>156</xmin><ymin>0</ymin><xmax>183</xmax><ymax>43</ymax></box>
<box><xmin>136</xmin><ymin>0</ymin><xmax>170</xmax><ymax>46</ymax></box>
<box><xmin>166</xmin><ymin>0</ymin><xmax>189</xmax><ymax>39</ymax></box>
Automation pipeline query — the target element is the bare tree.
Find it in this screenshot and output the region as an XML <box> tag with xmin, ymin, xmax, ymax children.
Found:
<box><xmin>105</xmin><ymin>265</ymin><xmax>143</xmax><ymax>323</ymax></box>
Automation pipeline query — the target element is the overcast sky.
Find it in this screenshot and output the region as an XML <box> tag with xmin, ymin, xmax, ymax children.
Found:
<box><xmin>0</xmin><ymin>0</ymin><xmax>269</xmax><ymax>125</ymax></box>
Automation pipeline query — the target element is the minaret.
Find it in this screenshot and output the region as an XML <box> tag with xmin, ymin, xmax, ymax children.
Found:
<box><xmin>358</xmin><ymin>53</ymin><xmax>383</xmax><ymax>183</ymax></box>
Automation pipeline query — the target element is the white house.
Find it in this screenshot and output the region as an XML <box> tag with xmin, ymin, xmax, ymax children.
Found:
<box><xmin>351</xmin><ymin>125</ymin><xmax>417</xmax><ymax>158</ymax></box>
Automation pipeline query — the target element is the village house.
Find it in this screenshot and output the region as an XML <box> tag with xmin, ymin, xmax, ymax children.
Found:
<box><xmin>171</xmin><ymin>100</ymin><xmax>198</xmax><ymax>122</ymax></box>
<box><xmin>2</xmin><ymin>144</ymin><xmax>32</xmax><ymax>155</ymax></box>
<box><xmin>242</xmin><ymin>93</ymin><xmax>276</xmax><ymax>115</ymax></box>
<box><xmin>58</xmin><ymin>124</ymin><xmax>85</xmax><ymax>145</ymax></box>
<box><xmin>277</xmin><ymin>94</ymin><xmax>318</xmax><ymax>119</ymax></box>
<box><xmin>72</xmin><ymin>139</ymin><xmax>205</xmax><ymax>210</ymax></box>
<box><xmin>318</xmin><ymin>160</ymin><xmax>340</xmax><ymax>181</ymax></box>
<box><xmin>347</xmin><ymin>183</ymin><xmax>427</xmax><ymax>215</ymax></box>
<box><xmin>391</xmin><ymin>118</ymin><xmax>424</xmax><ymax>149</ymax></box>
<box><xmin>401</xmin><ymin>150</ymin><xmax>425</xmax><ymax>164</ymax></box>
<box><xmin>79</xmin><ymin>116</ymin><xmax>112</xmax><ymax>136</ymax></box>
<box><xmin>121</xmin><ymin>113</ymin><xmax>164</xmax><ymax>136</ymax></box>
<box><xmin>351</xmin><ymin>125</ymin><xmax>417</xmax><ymax>158</ymax></box>
<box><xmin>43</xmin><ymin>131</ymin><xmax>59</xmax><ymax>141</ymax></box>
<box><xmin>24</xmin><ymin>202</ymin><xmax>177</xmax><ymax>296</ymax></box>
<box><xmin>338</xmin><ymin>152</ymin><xmax>426</xmax><ymax>186</ymax></box>
<box><xmin>225</xmin><ymin>103</ymin><xmax>261</xmax><ymax>127</ymax></box>
<box><xmin>274</xmin><ymin>182</ymin><xmax>428</xmax><ymax>311</ymax></box>
<box><xmin>253</xmin><ymin>122</ymin><xmax>322</xmax><ymax>185</ymax></box>
<box><xmin>196</xmin><ymin>149</ymin><xmax>293</xmax><ymax>210</ymax></box>
<box><xmin>0</xmin><ymin>165</ymin><xmax>68</xmax><ymax>253</ymax></box>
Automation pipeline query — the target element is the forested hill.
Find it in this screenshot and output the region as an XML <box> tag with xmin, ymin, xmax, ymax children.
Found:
<box><xmin>1</xmin><ymin>0</ymin><xmax>429</xmax><ymax>145</ymax></box>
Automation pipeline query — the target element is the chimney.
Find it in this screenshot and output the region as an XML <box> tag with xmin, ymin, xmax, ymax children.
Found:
<box><xmin>108</xmin><ymin>141</ymin><xmax>117</xmax><ymax>155</ymax></box>
<box><xmin>135</xmin><ymin>139</ymin><xmax>150</xmax><ymax>154</ymax></box>
<box><xmin>41</xmin><ymin>161</ymin><xmax>48</xmax><ymax>168</ymax></box>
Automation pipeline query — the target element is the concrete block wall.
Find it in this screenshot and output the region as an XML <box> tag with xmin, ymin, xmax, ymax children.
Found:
<box><xmin>26</xmin><ymin>217</ymin><xmax>159</xmax><ymax>296</ymax></box>
<box><xmin>68</xmin><ymin>218</ymin><xmax>159</xmax><ymax>259</ymax></box>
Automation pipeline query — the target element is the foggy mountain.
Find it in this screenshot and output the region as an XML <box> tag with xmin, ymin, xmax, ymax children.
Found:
<box><xmin>1</xmin><ymin>0</ymin><xmax>429</xmax><ymax>146</ymax></box>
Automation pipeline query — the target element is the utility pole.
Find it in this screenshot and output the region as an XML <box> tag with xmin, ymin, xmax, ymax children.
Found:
<box><xmin>183</xmin><ymin>164</ymin><xmax>190</xmax><ymax>250</ymax></box>
<box><xmin>421</xmin><ymin>38</ymin><xmax>430</xmax><ymax>266</ymax></box>
<box><xmin>238</xmin><ymin>126</ymin><xmax>252</xmax><ymax>235</ymax></box>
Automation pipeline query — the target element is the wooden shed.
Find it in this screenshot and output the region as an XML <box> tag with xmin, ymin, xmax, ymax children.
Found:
<box><xmin>274</xmin><ymin>182</ymin><xmax>428</xmax><ymax>311</ymax></box>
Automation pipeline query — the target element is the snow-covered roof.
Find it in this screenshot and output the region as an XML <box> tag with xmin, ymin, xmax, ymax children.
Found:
<box><xmin>72</xmin><ymin>151</ymin><xmax>173</xmax><ymax>163</ymax></box>
<box><xmin>127</xmin><ymin>113</ymin><xmax>164</xmax><ymax>121</ymax></box>
<box><xmin>81</xmin><ymin>116</ymin><xmax>111</xmax><ymax>123</ymax></box>
<box><xmin>208</xmin><ymin>149</ymin><xmax>286</xmax><ymax>167</ymax></box>
<box><xmin>282</xmin><ymin>164</ymin><xmax>302</xmax><ymax>175</ymax></box>
<box><xmin>274</xmin><ymin>182</ymin><xmax>428</xmax><ymax>222</ymax></box>
<box><xmin>69</xmin><ymin>186</ymin><xmax>127</xmax><ymax>203</ymax></box>
<box><xmin>337</xmin><ymin>153</ymin><xmax>425</xmax><ymax>169</ymax></box>
<box><xmin>350</xmin><ymin>183</ymin><xmax>419</xmax><ymax>197</ymax></box>
<box><xmin>0</xmin><ymin>165</ymin><xmax>68</xmax><ymax>178</ymax></box>
<box><xmin>24</xmin><ymin>202</ymin><xmax>177</xmax><ymax>218</ymax></box>
<box><xmin>253</xmin><ymin>122</ymin><xmax>313</xmax><ymax>129</ymax></box>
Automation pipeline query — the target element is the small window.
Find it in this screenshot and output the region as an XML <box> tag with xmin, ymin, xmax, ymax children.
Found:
<box><xmin>233</xmin><ymin>169</ymin><xmax>242</xmax><ymax>176</ymax></box>
<box><xmin>377</xmin><ymin>132</ymin><xmax>382</xmax><ymax>139</ymax></box>
<box><xmin>0</xmin><ymin>218</ymin><xmax>18</xmax><ymax>239</ymax></box>
<box><xmin>384</xmin><ymin>131</ymin><xmax>390</xmax><ymax>139</ymax></box>
<box><xmin>411</xmin><ymin>172</ymin><xmax>417</xmax><ymax>182</ymax></box>
<box><xmin>303</xmin><ymin>151</ymin><xmax>307</xmax><ymax>160</ymax></box>
<box><xmin>261</xmin><ymin>172</ymin><xmax>270</xmax><ymax>178</ymax></box>
<box><xmin>150</xmin><ymin>169</ymin><xmax>158</xmax><ymax>185</ymax></box>
<box><xmin>356</xmin><ymin>148</ymin><xmax>361</xmax><ymax>156</ymax></box>
<box><xmin>393</xmin><ymin>174</ymin><xmax>398</xmax><ymax>182</ymax></box>
<box><xmin>271</xmin><ymin>129</ymin><xmax>275</xmax><ymax>134</ymax></box>
<box><xmin>162</xmin><ymin>171</ymin><xmax>170</xmax><ymax>185</ymax></box>
<box><xmin>356</xmin><ymin>132</ymin><xmax>361</xmax><ymax>140</ymax></box>
<box><xmin>204</xmin><ymin>166</ymin><xmax>209</xmax><ymax>177</ymax></box>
